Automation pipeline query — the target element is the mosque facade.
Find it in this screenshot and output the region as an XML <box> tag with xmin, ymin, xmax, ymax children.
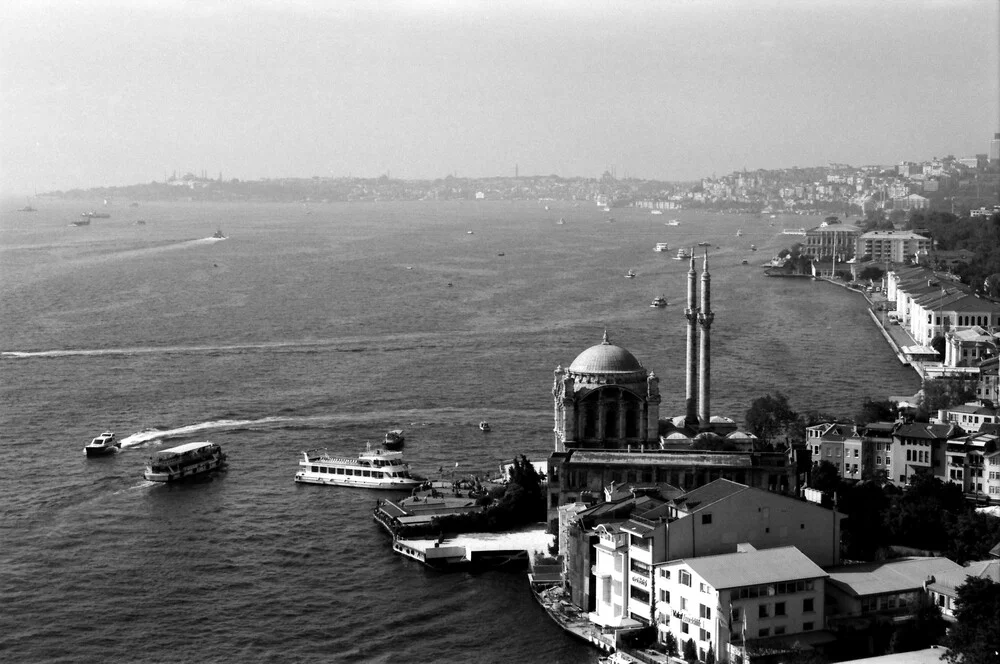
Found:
<box><xmin>546</xmin><ymin>253</ymin><xmax>794</xmax><ymax>517</ymax></box>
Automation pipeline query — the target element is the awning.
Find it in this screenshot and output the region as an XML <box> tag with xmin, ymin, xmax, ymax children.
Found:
<box><xmin>588</xmin><ymin>612</ymin><xmax>643</xmax><ymax>630</ymax></box>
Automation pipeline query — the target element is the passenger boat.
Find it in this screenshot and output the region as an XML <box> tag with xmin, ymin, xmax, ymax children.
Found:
<box><xmin>697</xmin><ymin>241</ymin><xmax>711</xmax><ymax>247</ymax></box>
<box><xmin>650</xmin><ymin>296</ymin><xmax>668</xmax><ymax>308</ymax></box>
<box><xmin>750</xmin><ymin>244</ymin><xmax>757</xmax><ymax>251</ymax></box>
<box><xmin>85</xmin><ymin>431</ymin><xmax>120</xmax><ymax>457</ymax></box>
<box><xmin>741</xmin><ymin>259</ymin><xmax>750</xmax><ymax>265</ymax></box>
<box><xmin>17</xmin><ymin>204</ymin><xmax>37</xmax><ymax>212</ymax></box>
<box><xmin>294</xmin><ymin>443</ymin><xmax>421</xmax><ymax>489</ymax></box>
<box><xmin>736</xmin><ymin>229</ymin><xmax>743</xmax><ymax>237</ymax></box>
<box><xmin>71</xmin><ymin>219</ymin><xmax>91</xmax><ymax>226</ymax></box>
<box><xmin>666</xmin><ymin>219</ymin><xmax>680</xmax><ymax>226</ymax></box>
<box><xmin>143</xmin><ymin>441</ymin><xmax>226</xmax><ymax>482</ymax></box>
<box><xmin>479</xmin><ymin>421</ymin><xmax>491</xmax><ymax>432</ymax></box>
<box><xmin>674</xmin><ymin>248</ymin><xmax>692</xmax><ymax>260</ymax></box>
<box><xmin>653</xmin><ymin>242</ymin><xmax>670</xmax><ymax>252</ymax></box>
<box><xmin>82</xmin><ymin>211</ymin><xmax>110</xmax><ymax>219</ymax></box>
<box><xmin>556</xmin><ymin>218</ymin><xmax>565</xmax><ymax>225</ymax></box>
<box><xmin>384</xmin><ymin>429</ymin><xmax>405</xmax><ymax>450</ymax></box>
<box><xmin>624</xmin><ymin>269</ymin><xmax>636</xmax><ymax>279</ymax></box>
<box><xmin>650</xmin><ymin>209</ymin><xmax>663</xmax><ymax>215</ymax></box>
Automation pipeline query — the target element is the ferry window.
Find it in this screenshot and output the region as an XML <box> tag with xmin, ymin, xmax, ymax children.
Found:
<box><xmin>311</xmin><ymin>466</ymin><xmax>319</xmax><ymax>472</ymax></box>
<box><xmin>363</xmin><ymin>470</ymin><xmax>371</xmax><ymax>477</ymax></box>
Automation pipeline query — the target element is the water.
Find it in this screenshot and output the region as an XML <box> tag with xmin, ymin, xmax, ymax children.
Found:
<box><xmin>0</xmin><ymin>200</ymin><xmax>918</xmax><ymax>663</ymax></box>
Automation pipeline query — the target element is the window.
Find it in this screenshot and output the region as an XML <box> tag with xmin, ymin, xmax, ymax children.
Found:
<box><xmin>702</xmin><ymin>513</ymin><xmax>713</xmax><ymax>525</ymax></box>
<box><xmin>803</xmin><ymin>598</ymin><xmax>814</xmax><ymax>612</ymax></box>
<box><xmin>758</xmin><ymin>628</ymin><xmax>770</xmax><ymax>638</ymax></box>
<box><xmin>680</xmin><ymin>597</ymin><xmax>688</xmax><ymax>611</ymax></box>
<box><xmin>679</xmin><ymin>570</ymin><xmax>692</xmax><ymax>587</ymax></box>
<box><xmin>681</xmin><ymin>622</ymin><xmax>689</xmax><ymax>634</ymax></box>
<box><xmin>660</xmin><ymin>569</ymin><xmax>671</xmax><ymax>580</ymax></box>
<box><xmin>774</xmin><ymin>626</ymin><xmax>786</xmax><ymax>636</ymax></box>
<box><xmin>759</xmin><ymin>604</ymin><xmax>769</xmax><ymax>618</ymax></box>
<box><xmin>700</xmin><ymin>582</ymin><xmax>710</xmax><ymax>593</ymax></box>
<box><xmin>731</xmin><ymin>607</ymin><xmax>741</xmax><ymax>621</ymax></box>
<box><xmin>659</xmin><ymin>589</ymin><xmax>670</xmax><ymax>604</ymax></box>
<box><xmin>630</xmin><ymin>586</ymin><xmax>650</xmax><ymax>604</ymax></box>
<box><xmin>803</xmin><ymin>621</ymin><xmax>814</xmax><ymax>631</ymax></box>
<box><xmin>700</xmin><ymin>604</ymin><xmax>712</xmax><ymax>620</ymax></box>
<box><xmin>775</xmin><ymin>602</ymin><xmax>786</xmax><ymax>616</ymax></box>
<box><xmin>700</xmin><ymin>628</ymin><xmax>709</xmax><ymax>642</ymax></box>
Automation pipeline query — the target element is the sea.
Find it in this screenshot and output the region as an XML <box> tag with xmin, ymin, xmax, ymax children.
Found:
<box><xmin>0</xmin><ymin>199</ymin><xmax>920</xmax><ymax>663</ymax></box>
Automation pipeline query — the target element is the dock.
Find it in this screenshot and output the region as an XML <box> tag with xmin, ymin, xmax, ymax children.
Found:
<box><xmin>391</xmin><ymin>527</ymin><xmax>552</xmax><ymax>571</ymax></box>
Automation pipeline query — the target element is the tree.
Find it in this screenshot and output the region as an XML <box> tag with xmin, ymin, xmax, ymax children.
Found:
<box><xmin>683</xmin><ymin>637</ymin><xmax>697</xmax><ymax>662</ymax></box>
<box><xmin>930</xmin><ymin>335</ymin><xmax>946</xmax><ymax>360</ymax></box>
<box><xmin>889</xmin><ymin>603</ymin><xmax>946</xmax><ymax>653</ymax></box>
<box><xmin>856</xmin><ymin>398</ymin><xmax>896</xmax><ymax>426</ymax></box>
<box><xmin>858</xmin><ymin>266</ymin><xmax>885</xmax><ymax>282</ymax></box>
<box><xmin>705</xmin><ymin>646</ymin><xmax>716</xmax><ymax>664</ymax></box>
<box><xmin>664</xmin><ymin>632</ymin><xmax>678</xmax><ymax>656</ymax></box>
<box><xmin>944</xmin><ymin>577</ymin><xmax>1000</xmax><ymax>664</ymax></box>
<box><xmin>916</xmin><ymin>378</ymin><xmax>977</xmax><ymax>421</ymax></box>
<box><xmin>745</xmin><ymin>392</ymin><xmax>798</xmax><ymax>445</ymax></box>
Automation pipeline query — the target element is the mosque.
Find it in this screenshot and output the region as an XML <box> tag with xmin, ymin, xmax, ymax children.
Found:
<box><xmin>546</xmin><ymin>253</ymin><xmax>794</xmax><ymax>517</ymax></box>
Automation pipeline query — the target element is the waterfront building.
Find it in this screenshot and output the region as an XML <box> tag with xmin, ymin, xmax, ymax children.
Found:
<box><xmin>860</xmin><ymin>422</ymin><xmax>897</xmax><ymax>482</ymax></box>
<box><xmin>943</xmin><ymin>326</ymin><xmax>997</xmax><ymax>373</ymax></box>
<box><xmin>977</xmin><ymin>356</ymin><xmax>999</xmax><ymax>405</ymax></box>
<box><xmin>885</xmin><ymin>266</ymin><xmax>1000</xmax><ymax>345</ymax></box>
<box><xmin>803</xmin><ymin>223</ymin><xmax>862</xmax><ymax>261</ymax></box>
<box><xmin>653</xmin><ymin>545</ymin><xmax>829</xmax><ymax>664</ymax></box>
<box><xmin>986</xmin><ymin>439</ymin><xmax>1000</xmax><ymax>500</ymax></box>
<box><xmin>807</xmin><ymin>423</ymin><xmax>862</xmax><ymax>480</ymax></box>
<box><xmin>858</xmin><ymin>231</ymin><xmax>931</xmax><ymax>265</ymax></box>
<box><xmin>547</xmin><ymin>253</ymin><xmax>796</xmax><ymax>517</ymax></box>
<box><xmin>934</xmin><ymin>402</ymin><xmax>999</xmax><ymax>434</ymax></box>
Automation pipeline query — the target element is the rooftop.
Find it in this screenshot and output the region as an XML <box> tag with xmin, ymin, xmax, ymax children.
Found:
<box><xmin>678</xmin><ymin>546</ymin><xmax>828</xmax><ymax>590</ymax></box>
<box><xmin>826</xmin><ymin>557</ymin><xmax>964</xmax><ymax>597</ymax></box>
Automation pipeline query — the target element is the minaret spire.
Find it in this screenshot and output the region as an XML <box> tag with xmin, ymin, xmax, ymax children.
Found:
<box><xmin>698</xmin><ymin>249</ymin><xmax>714</xmax><ymax>428</ymax></box>
<box><xmin>684</xmin><ymin>252</ymin><xmax>699</xmax><ymax>427</ymax></box>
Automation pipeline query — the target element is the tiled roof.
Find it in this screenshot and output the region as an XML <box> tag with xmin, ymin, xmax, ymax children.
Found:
<box><xmin>682</xmin><ymin>546</ymin><xmax>827</xmax><ymax>590</ymax></box>
<box><xmin>894</xmin><ymin>423</ymin><xmax>959</xmax><ymax>440</ymax></box>
<box><xmin>826</xmin><ymin>557</ymin><xmax>964</xmax><ymax>597</ymax></box>
<box><xmin>672</xmin><ymin>478</ymin><xmax>747</xmax><ymax>513</ymax></box>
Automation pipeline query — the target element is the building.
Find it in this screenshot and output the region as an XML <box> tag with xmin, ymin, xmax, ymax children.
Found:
<box><xmin>654</xmin><ymin>545</ymin><xmax>830</xmax><ymax>664</ymax></box>
<box><xmin>803</xmin><ymin>223</ymin><xmax>862</xmax><ymax>260</ymax></box>
<box><xmin>858</xmin><ymin>231</ymin><xmax>931</xmax><ymax>264</ymax></box>
<box><xmin>860</xmin><ymin>422</ymin><xmax>897</xmax><ymax>482</ymax></box>
<box><xmin>977</xmin><ymin>357</ymin><xmax>999</xmax><ymax>405</ymax></box>
<box><xmin>890</xmin><ymin>422</ymin><xmax>960</xmax><ymax>485</ymax></box>
<box><xmin>807</xmin><ymin>423</ymin><xmax>863</xmax><ymax>480</ymax></box>
<box><xmin>547</xmin><ymin>253</ymin><xmax>796</xmax><ymax>516</ymax></box>
<box><xmin>926</xmin><ymin>559</ymin><xmax>1000</xmax><ymax>619</ymax></box>
<box><xmin>934</xmin><ymin>402</ymin><xmax>999</xmax><ymax>434</ymax></box>
<box><xmin>943</xmin><ymin>327</ymin><xmax>997</xmax><ymax>371</ymax></box>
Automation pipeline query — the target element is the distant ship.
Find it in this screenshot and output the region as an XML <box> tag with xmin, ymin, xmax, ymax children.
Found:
<box><xmin>736</xmin><ymin>229</ymin><xmax>743</xmax><ymax>237</ymax></box>
<box><xmin>82</xmin><ymin>211</ymin><xmax>110</xmax><ymax>219</ymax></box>
<box><xmin>649</xmin><ymin>295</ymin><xmax>668</xmax><ymax>308</ymax></box>
<box><xmin>212</xmin><ymin>229</ymin><xmax>226</xmax><ymax>239</ymax></box>
<box><xmin>17</xmin><ymin>202</ymin><xmax>37</xmax><ymax>212</ymax></box>
<box><xmin>71</xmin><ymin>219</ymin><xmax>91</xmax><ymax>227</ymax></box>
<box><xmin>666</xmin><ymin>220</ymin><xmax>680</xmax><ymax>226</ymax></box>
<box><xmin>650</xmin><ymin>209</ymin><xmax>663</xmax><ymax>215</ymax></box>
<box><xmin>674</xmin><ymin>248</ymin><xmax>692</xmax><ymax>260</ymax></box>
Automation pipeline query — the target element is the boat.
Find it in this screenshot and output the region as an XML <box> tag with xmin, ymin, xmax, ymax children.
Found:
<box><xmin>82</xmin><ymin>211</ymin><xmax>110</xmax><ymax>219</ymax></box>
<box><xmin>598</xmin><ymin>653</ymin><xmax>633</xmax><ymax>664</ymax></box>
<box><xmin>750</xmin><ymin>244</ymin><xmax>757</xmax><ymax>251</ymax></box>
<box><xmin>294</xmin><ymin>443</ymin><xmax>421</xmax><ymax>489</ymax></box>
<box><xmin>212</xmin><ymin>229</ymin><xmax>226</xmax><ymax>239</ymax></box>
<box><xmin>666</xmin><ymin>219</ymin><xmax>680</xmax><ymax>226</ymax></box>
<box><xmin>384</xmin><ymin>429</ymin><xmax>405</xmax><ymax>450</ymax></box>
<box><xmin>741</xmin><ymin>259</ymin><xmax>750</xmax><ymax>265</ymax></box>
<box><xmin>650</xmin><ymin>296</ymin><xmax>668</xmax><ymax>308</ymax></box>
<box><xmin>602</xmin><ymin>206</ymin><xmax>611</xmax><ymax>212</ymax></box>
<box><xmin>653</xmin><ymin>242</ymin><xmax>670</xmax><ymax>252</ymax></box>
<box><xmin>143</xmin><ymin>441</ymin><xmax>226</xmax><ymax>482</ymax></box>
<box><xmin>736</xmin><ymin>229</ymin><xmax>743</xmax><ymax>237</ymax></box>
<box><xmin>71</xmin><ymin>219</ymin><xmax>91</xmax><ymax>226</ymax></box>
<box><xmin>135</xmin><ymin>220</ymin><xmax>146</xmax><ymax>225</ymax></box>
<box><xmin>782</xmin><ymin>228</ymin><xmax>807</xmax><ymax>235</ymax></box>
<box><xmin>697</xmin><ymin>241</ymin><xmax>711</xmax><ymax>247</ymax></box>
<box><xmin>674</xmin><ymin>248</ymin><xmax>692</xmax><ymax>260</ymax></box>
<box><xmin>650</xmin><ymin>209</ymin><xmax>663</xmax><ymax>215</ymax></box>
<box><xmin>466</xmin><ymin>230</ymin><xmax>474</xmax><ymax>235</ymax></box>
<box><xmin>84</xmin><ymin>431</ymin><xmax>120</xmax><ymax>457</ymax></box>
<box><xmin>17</xmin><ymin>203</ymin><xmax>37</xmax><ymax>212</ymax></box>
<box><xmin>606</xmin><ymin>217</ymin><xmax>615</xmax><ymax>223</ymax></box>
<box><xmin>624</xmin><ymin>269</ymin><xmax>636</xmax><ymax>279</ymax></box>
<box><xmin>556</xmin><ymin>218</ymin><xmax>565</xmax><ymax>225</ymax></box>
<box><xmin>479</xmin><ymin>421</ymin><xmax>491</xmax><ymax>432</ymax></box>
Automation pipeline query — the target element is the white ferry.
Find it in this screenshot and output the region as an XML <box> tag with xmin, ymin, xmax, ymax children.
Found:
<box><xmin>674</xmin><ymin>248</ymin><xmax>692</xmax><ymax>260</ymax></box>
<box><xmin>666</xmin><ymin>219</ymin><xmax>680</xmax><ymax>226</ymax></box>
<box><xmin>782</xmin><ymin>228</ymin><xmax>807</xmax><ymax>235</ymax></box>
<box><xmin>650</xmin><ymin>296</ymin><xmax>668</xmax><ymax>308</ymax></box>
<box><xmin>624</xmin><ymin>269</ymin><xmax>636</xmax><ymax>279</ymax></box>
<box><xmin>144</xmin><ymin>442</ymin><xmax>226</xmax><ymax>482</ymax></box>
<box><xmin>294</xmin><ymin>443</ymin><xmax>421</xmax><ymax>489</ymax></box>
<box><xmin>85</xmin><ymin>431</ymin><xmax>120</xmax><ymax>457</ymax></box>
<box><xmin>650</xmin><ymin>209</ymin><xmax>663</xmax><ymax>215</ymax></box>
<box><xmin>653</xmin><ymin>242</ymin><xmax>670</xmax><ymax>252</ymax></box>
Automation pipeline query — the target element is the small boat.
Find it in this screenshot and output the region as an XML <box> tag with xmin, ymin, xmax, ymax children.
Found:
<box><xmin>666</xmin><ymin>219</ymin><xmax>680</xmax><ymax>226</ymax></box>
<box><xmin>85</xmin><ymin>431</ymin><xmax>120</xmax><ymax>457</ymax></box>
<box><xmin>467</xmin><ymin>230</ymin><xmax>474</xmax><ymax>235</ymax></box>
<box><xmin>556</xmin><ymin>218</ymin><xmax>565</xmax><ymax>225</ymax></box>
<box><xmin>479</xmin><ymin>421</ymin><xmax>491</xmax><ymax>432</ymax></box>
<box><xmin>650</xmin><ymin>296</ymin><xmax>668</xmax><ymax>308</ymax></box>
<box><xmin>82</xmin><ymin>211</ymin><xmax>110</xmax><ymax>219</ymax></box>
<box><xmin>384</xmin><ymin>429</ymin><xmax>405</xmax><ymax>450</ymax></box>
<box><xmin>653</xmin><ymin>242</ymin><xmax>670</xmax><ymax>252</ymax></box>
<box><xmin>129</xmin><ymin>202</ymin><xmax>140</xmax><ymax>208</ymax></box>
<box><xmin>144</xmin><ymin>441</ymin><xmax>226</xmax><ymax>482</ymax></box>
<box><xmin>741</xmin><ymin>259</ymin><xmax>749</xmax><ymax>265</ymax></box>
<box><xmin>294</xmin><ymin>443</ymin><xmax>421</xmax><ymax>489</ymax></box>
<box><xmin>606</xmin><ymin>217</ymin><xmax>615</xmax><ymax>223</ymax></box>
<box><xmin>624</xmin><ymin>269</ymin><xmax>636</xmax><ymax>279</ymax></box>
<box><xmin>697</xmin><ymin>241</ymin><xmax>711</xmax><ymax>247</ymax></box>
<box><xmin>135</xmin><ymin>220</ymin><xmax>146</xmax><ymax>225</ymax></box>
<box><xmin>674</xmin><ymin>248</ymin><xmax>692</xmax><ymax>260</ymax></box>
<box><xmin>603</xmin><ymin>206</ymin><xmax>611</xmax><ymax>212</ymax></box>
<box><xmin>750</xmin><ymin>244</ymin><xmax>757</xmax><ymax>251</ymax></box>
<box><xmin>497</xmin><ymin>252</ymin><xmax>505</xmax><ymax>257</ymax></box>
<box><xmin>736</xmin><ymin>229</ymin><xmax>743</xmax><ymax>237</ymax></box>
<box><xmin>71</xmin><ymin>219</ymin><xmax>91</xmax><ymax>226</ymax></box>
<box><xmin>212</xmin><ymin>229</ymin><xmax>226</xmax><ymax>239</ymax></box>
<box><xmin>650</xmin><ymin>209</ymin><xmax>663</xmax><ymax>215</ymax></box>
<box><xmin>17</xmin><ymin>204</ymin><xmax>37</xmax><ymax>212</ymax></box>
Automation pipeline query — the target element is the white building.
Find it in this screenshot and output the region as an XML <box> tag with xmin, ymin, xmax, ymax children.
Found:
<box><xmin>654</xmin><ymin>545</ymin><xmax>829</xmax><ymax>664</ymax></box>
<box><xmin>858</xmin><ymin>231</ymin><xmax>931</xmax><ymax>264</ymax></box>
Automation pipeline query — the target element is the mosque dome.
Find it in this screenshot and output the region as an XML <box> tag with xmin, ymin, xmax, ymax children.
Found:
<box><xmin>568</xmin><ymin>332</ymin><xmax>644</xmax><ymax>374</ymax></box>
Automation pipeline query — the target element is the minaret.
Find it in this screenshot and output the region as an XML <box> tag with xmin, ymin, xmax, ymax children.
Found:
<box><xmin>684</xmin><ymin>251</ymin><xmax>699</xmax><ymax>427</ymax></box>
<box><xmin>698</xmin><ymin>250</ymin><xmax>714</xmax><ymax>428</ymax></box>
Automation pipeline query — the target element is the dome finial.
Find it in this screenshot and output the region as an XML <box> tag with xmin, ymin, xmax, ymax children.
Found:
<box><xmin>602</xmin><ymin>329</ymin><xmax>610</xmax><ymax>344</ymax></box>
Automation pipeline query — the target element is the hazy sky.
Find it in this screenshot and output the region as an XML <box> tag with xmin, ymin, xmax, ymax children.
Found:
<box><xmin>2</xmin><ymin>0</ymin><xmax>998</xmax><ymax>195</ymax></box>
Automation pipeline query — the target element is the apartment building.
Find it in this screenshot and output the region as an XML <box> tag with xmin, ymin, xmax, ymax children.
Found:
<box><xmin>890</xmin><ymin>422</ymin><xmax>959</xmax><ymax>485</ymax></box>
<box><xmin>654</xmin><ymin>546</ymin><xmax>829</xmax><ymax>664</ymax></box>
<box><xmin>858</xmin><ymin>231</ymin><xmax>931</xmax><ymax>264</ymax></box>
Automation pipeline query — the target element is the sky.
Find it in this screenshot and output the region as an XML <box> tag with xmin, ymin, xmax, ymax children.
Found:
<box><xmin>1</xmin><ymin>0</ymin><xmax>998</xmax><ymax>195</ymax></box>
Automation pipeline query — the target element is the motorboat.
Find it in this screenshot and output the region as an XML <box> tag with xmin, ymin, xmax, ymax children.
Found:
<box><xmin>144</xmin><ymin>442</ymin><xmax>226</xmax><ymax>482</ymax></box>
<box><xmin>650</xmin><ymin>296</ymin><xmax>668</xmax><ymax>308</ymax></box>
<box><xmin>82</xmin><ymin>211</ymin><xmax>110</xmax><ymax>219</ymax></box>
<box><xmin>212</xmin><ymin>229</ymin><xmax>226</xmax><ymax>239</ymax></box>
<box><xmin>85</xmin><ymin>431</ymin><xmax>120</xmax><ymax>457</ymax></box>
<box><xmin>674</xmin><ymin>248</ymin><xmax>692</xmax><ymax>260</ymax></box>
<box><xmin>697</xmin><ymin>241</ymin><xmax>711</xmax><ymax>247</ymax></box>
<box><xmin>650</xmin><ymin>209</ymin><xmax>663</xmax><ymax>215</ymax></box>
<box><xmin>479</xmin><ymin>421</ymin><xmax>491</xmax><ymax>432</ymax></box>
<box><xmin>653</xmin><ymin>242</ymin><xmax>670</xmax><ymax>252</ymax></box>
<box><xmin>741</xmin><ymin>259</ymin><xmax>750</xmax><ymax>265</ymax></box>
<box><xmin>71</xmin><ymin>219</ymin><xmax>91</xmax><ymax>226</ymax></box>
<box><xmin>294</xmin><ymin>443</ymin><xmax>421</xmax><ymax>489</ymax></box>
<box><xmin>384</xmin><ymin>429</ymin><xmax>405</xmax><ymax>450</ymax></box>
<box><xmin>624</xmin><ymin>269</ymin><xmax>636</xmax><ymax>279</ymax></box>
<box><xmin>556</xmin><ymin>218</ymin><xmax>565</xmax><ymax>225</ymax></box>
<box><xmin>736</xmin><ymin>229</ymin><xmax>743</xmax><ymax>237</ymax></box>
<box><xmin>750</xmin><ymin>244</ymin><xmax>757</xmax><ymax>251</ymax></box>
<box><xmin>666</xmin><ymin>219</ymin><xmax>680</xmax><ymax>226</ymax></box>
